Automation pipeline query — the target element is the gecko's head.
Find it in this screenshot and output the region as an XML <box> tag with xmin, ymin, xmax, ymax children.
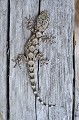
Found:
<box><xmin>36</xmin><ymin>11</ymin><xmax>49</xmax><ymax>32</ymax></box>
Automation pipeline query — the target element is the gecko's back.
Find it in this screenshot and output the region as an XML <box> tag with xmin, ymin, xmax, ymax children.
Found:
<box><xmin>24</xmin><ymin>11</ymin><xmax>53</xmax><ymax>107</ymax></box>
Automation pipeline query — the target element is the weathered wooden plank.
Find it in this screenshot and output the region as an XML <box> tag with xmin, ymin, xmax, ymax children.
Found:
<box><xmin>74</xmin><ymin>27</ymin><xmax>79</xmax><ymax>120</ymax></box>
<box><xmin>10</xmin><ymin>0</ymin><xmax>39</xmax><ymax>120</ymax></box>
<box><xmin>74</xmin><ymin>0</ymin><xmax>79</xmax><ymax>119</ymax></box>
<box><xmin>35</xmin><ymin>0</ymin><xmax>73</xmax><ymax>120</ymax></box>
<box><xmin>0</xmin><ymin>0</ymin><xmax>8</xmax><ymax>120</ymax></box>
<box><xmin>10</xmin><ymin>0</ymin><xmax>73</xmax><ymax>120</ymax></box>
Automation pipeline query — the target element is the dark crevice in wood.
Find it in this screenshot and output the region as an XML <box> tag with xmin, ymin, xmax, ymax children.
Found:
<box><xmin>38</xmin><ymin>0</ymin><xmax>40</xmax><ymax>15</ymax></box>
<box><xmin>48</xmin><ymin>106</ymin><xmax>49</xmax><ymax>120</ymax></box>
<box><xmin>37</xmin><ymin>0</ymin><xmax>41</xmax><ymax>90</ymax></box>
<box><xmin>37</xmin><ymin>61</ymin><xmax>39</xmax><ymax>90</ymax></box>
<box><xmin>35</xmin><ymin>1</ymin><xmax>41</xmax><ymax>120</ymax></box>
<box><xmin>6</xmin><ymin>0</ymin><xmax>10</xmax><ymax>119</ymax></box>
<box><xmin>35</xmin><ymin>96</ymin><xmax>37</xmax><ymax>120</ymax></box>
<box><xmin>72</xmin><ymin>33</ymin><xmax>75</xmax><ymax>120</ymax></box>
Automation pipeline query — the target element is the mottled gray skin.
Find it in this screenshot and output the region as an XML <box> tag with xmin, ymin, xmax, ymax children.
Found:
<box><xmin>14</xmin><ymin>11</ymin><xmax>52</xmax><ymax>107</ymax></box>
<box><xmin>24</xmin><ymin>11</ymin><xmax>49</xmax><ymax>59</ymax></box>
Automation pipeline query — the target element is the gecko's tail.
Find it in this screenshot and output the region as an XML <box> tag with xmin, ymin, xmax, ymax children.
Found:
<box><xmin>30</xmin><ymin>78</ymin><xmax>53</xmax><ymax>107</ymax></box>
<box><xmin>35</xmin><ymin>93</ymin><xmax>52</xmax><ymax>107</ymax></box>
<box><xmin>28</xmin><ymin>63</ymin><xmax>53</xmax><ymax>107</ymax></box>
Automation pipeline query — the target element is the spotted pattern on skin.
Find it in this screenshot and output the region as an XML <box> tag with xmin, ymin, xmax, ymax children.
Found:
<box><xmin>14</xmin><ymin>11</ymin><xmax>53</xmax><ymax>107</ymax></box>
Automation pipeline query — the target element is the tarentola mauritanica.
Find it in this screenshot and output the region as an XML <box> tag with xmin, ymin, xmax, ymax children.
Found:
<box><xmin>13</xmin><ymin>11</ymin><xmax>53</xmax><ymax>107</ymax></box>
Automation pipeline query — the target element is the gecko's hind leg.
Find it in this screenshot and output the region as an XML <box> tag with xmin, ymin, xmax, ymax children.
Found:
<box><xmin>35</xmin><ymin>52</ymin><xmax>49</xmax><ymax>66</ymax></box>
<box><xmin>12</xmin><ymin>54</ymin><xmax>27</xmax><ymax>68</ymax></box>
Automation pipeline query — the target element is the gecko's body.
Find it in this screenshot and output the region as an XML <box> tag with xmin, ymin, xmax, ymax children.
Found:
<box><xmin>14</xmin><ymin>11</ymin><xmax>52</xmax><ymax>107</ymax></box>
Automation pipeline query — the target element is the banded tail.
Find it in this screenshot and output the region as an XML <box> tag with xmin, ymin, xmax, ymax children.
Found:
<box><xmin>28</xmin><ymin>63</ymin><xmax>53</xmax><ymax>107</ymax></box>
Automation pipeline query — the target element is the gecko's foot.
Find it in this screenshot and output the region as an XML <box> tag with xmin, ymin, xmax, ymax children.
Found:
<box><xmin>24</xmin><ymin>16</ymin><xmax>35</xmax><ymax>32</ymax></box>
<box><xmin>41</xmin><ymin>34</ymin><xmax>56</xmax><ymax>43</ymax></box>
<box><xmin>40</xmin><ymin>58</ymin><xmax>49</xmax><ymax>66</ymax></box>
<box><xmin>36</xmin><ymin>52</ymin><xmax>49</xmax><ymax>66</ymax></box>
<box><xmin>12</xmin><ymin>54</ymin><xmax>27</xmax><ymax>69</ymax></box>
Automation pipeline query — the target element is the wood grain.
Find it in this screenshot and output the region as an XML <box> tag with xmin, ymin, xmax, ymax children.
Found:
<box><xmin>74</xmin><ymin>27</ymin><xmax>79</xmax><ymax>120</ymax></box>
<box><xmin>10</xmin><ymin>0</ymin><xmax>39</xmax><ymax>120</ymax></box>
<box><xmin>9</xmin><ymin>0</ymin><xmax>73</xmax><ymax>120</ymax></box>
<box><xmin>0</xmin><ymin>0</ymin><xmax>8</xmax><ymax>120</ymax></box>
<box><xmin>37</xmin><ymin>0</ymin><xmax>74</xmax><ymax>120</ymax></box>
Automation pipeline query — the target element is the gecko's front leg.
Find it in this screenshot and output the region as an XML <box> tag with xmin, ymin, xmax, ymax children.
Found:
<box><xmin>41</xmin><ymin>34</ymin><xmax>55</xmax><ymax>43</ymax></box>
<box><xmin>24</xmin><ymin>16</ymin><xmax>36</xmax><ymax>32</ymax></box>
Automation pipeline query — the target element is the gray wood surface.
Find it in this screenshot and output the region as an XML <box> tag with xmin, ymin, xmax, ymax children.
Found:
<box><xmin>10</xmin><ymin>0</ymin><xmax>39</xmax><ymax>120</ymax></box>
<box><xmin>0</xmin><ymin>0</ymin><xmax>8</xmax><ymax>120</ymax></box>
<box><xmin>38</xmin><ymin>0</ymin><xmax>73</xmax><ymax>120</ymax></box>
<box><xmin>0</xmin><ymin>0</ymin><xmax>74</xmax><ymax>120</ymax></box>
<box><xmin>9</xmin><ymin>0</ymin><xmax>73</xmax><ymax>120</ymax></box>
<box><xmin>74</xmin><ymin>27</ymin><xmax>79</xmax><ymax>120</ymax></box>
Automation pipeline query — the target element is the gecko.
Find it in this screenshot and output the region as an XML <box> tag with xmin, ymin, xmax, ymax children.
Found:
<box><xmin>13</xmin><ymin>11</ymin><xmax>53</xmax><ymax>107</ymax></box>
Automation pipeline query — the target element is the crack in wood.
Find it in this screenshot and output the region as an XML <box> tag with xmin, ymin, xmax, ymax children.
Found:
<box><xmin>72</xmin><ymin>33</ymin><xmax>76</xmax><ymax>120</ymax></box>
<box><xmin>6</xmin><ymin>0</ymin><xmax>10</xmax><ymax>119</ymax></box>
